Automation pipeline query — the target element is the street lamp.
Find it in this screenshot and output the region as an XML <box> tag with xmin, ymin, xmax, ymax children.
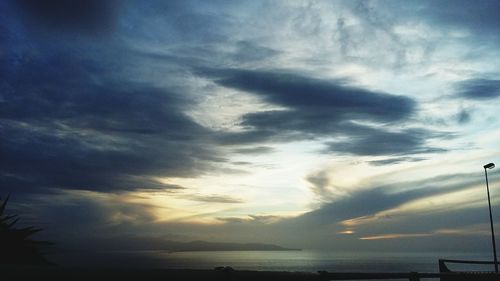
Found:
<box><xmin>484</xmin><ymin>162</ymin><xmax>497</xmax><ymax>273</ymax></box>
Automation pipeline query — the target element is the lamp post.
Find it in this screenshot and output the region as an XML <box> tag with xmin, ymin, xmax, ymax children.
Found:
<box><xmin>484</xmin><ymin>162</ymin><xmax>497</xmax><ymax>273</ymax></box>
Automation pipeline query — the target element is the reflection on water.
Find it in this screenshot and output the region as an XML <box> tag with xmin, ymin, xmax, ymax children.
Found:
<box><xmin>50</xmin><ymin>250</ymin><xmax>495</xmax><ymax>273</ymax></box>
<box><xmin>154</xmin><ymin>250</ymin><xmax>438</xmax><ymax>272</ymax></box>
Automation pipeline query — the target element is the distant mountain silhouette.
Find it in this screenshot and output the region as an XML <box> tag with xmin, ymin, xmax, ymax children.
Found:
<box><xmin>61</xmin><ymin>235</ymin><xmax>300</xmax><ymax>252</ymax></box>
<box><xmin>169</xmin><ymin>240</ymin><xmax>300</xmax><ymax>252</ymax></box>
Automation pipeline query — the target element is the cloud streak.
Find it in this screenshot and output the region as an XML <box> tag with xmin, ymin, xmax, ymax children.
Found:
<box><xmin>203</xmin><ymin>68</ymin><xmax>446</xmax><ymax>157</ymax></box>
<box><xmin>456</xmin><ymin>78</ymin><xmax>500</xmax><ymax>100</ymax></box>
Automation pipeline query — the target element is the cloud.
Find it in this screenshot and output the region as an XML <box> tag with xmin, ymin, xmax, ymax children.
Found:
<box><xmin>300</xmin><ymin>188</ymin><xmax>416</xmax><ymax>225</ymax></box>
<box><xmin>211</xmin><ymin>69</ymin><xmax>416</xmax><ymax>123</ymax></box>
<box><xmin>456</xmin><ymin>109</ymin><xmax>471</xmax><ymax>124</ymax></box>
<box><xmin>0</xmin><ymin>13</ymin><xmax>225</xmax><ymax>194</ymax></box>
<box><xmin>217</xmin><ymin>215</ymin><xmax>281</xmax><ymax>224</ymax></box>
<box><xmin>15</xmin><ymin>0</ymin><xmax>117</xmax><ymax>34</ymax></box>
<box><xmin>245</xmin><ymin>171</ymin><xmax>500</xmax><ymax>251</ymax></box>
<box><xmin>204</xmin><ymin>69</ymin><xmax>417</xmax><ymax>138</ymax></box>
<box><xmin>9</xmin><ymin>190</ymin><xmax>156</xmax><ymax>232</ymax></box>
<box><xmin>117</xmin><ymin>0</ymin><xmax>234</xmax><ymax>47</ymax></box>
<box><xmin>297</xmin><ymin>172</ymin><xmax>485</xmax><ymax>227</ymax></box>
<box><xmin>456</xmin><ymin>78</ymin><xmax>500</xmax><ymax>100</ymax></box>
<box><xmin>368</xmin><ymin>157</ymin><xmax>426</xmax><ymax>166</ymax></box>
<box><xmin>181</xmin><ymin>170</ymin><xmax>498</xmax><ymax>251</ymax></box>
<box><xmin>230</xmin><ymin>41</ymin><xmax>280</xmax><ymax>63</ymax></box>
<box><xmin>324</xmin><ymin>126</ymin><xmax>447</xmax><ymax>156</ymax></box>
<box><xmin>408</xmin><ymin>0</ymin><xmax>500</xmax><ymax>38</ymax></box>
<box><xmin>180</xmin><ymin>194</ymin><xmax>244</xmax><ymax>204</ymax></box>
<box><xmin>201</xmin><ymin>68</ymin><xmax>447</xmax><ymax>156</ymax></box>
<box><xmin>233</xmin><ymin>146</ymin><xmax>275</xmax><ymax>155</ymax></box>
<box><xmin>306</xmin><ymin>171</ymin><xmax>335</xmax><ymax>202</ymax></box>
<box><xmin>359</xmin><ymin>233</ymin><xmax>431</xmax><ymax>240</ymax></box>
<box><xmin>0</xmin><ymin>74</ymin><xmax>218</xmax><ymax>193</ymax></box>
<box><xmin>2</xmin><ymin>0</ymin><xmax>499</xmax><ymax>254</ymax></box>
<box><xmin>14</xmin><ymin>171</ymin><xmax>500</xmax><ymax>252</ymax></box>
<box><xmin>359</xmin><ymin>224</ymin><xmax>490</xmax><ymax>241</ymax></box>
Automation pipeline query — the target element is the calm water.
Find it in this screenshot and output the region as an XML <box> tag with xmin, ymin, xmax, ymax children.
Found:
<box><xmin>51</xmin><ymin>250</ymin><xmax>496</xmax><ymax>273</ymax></box>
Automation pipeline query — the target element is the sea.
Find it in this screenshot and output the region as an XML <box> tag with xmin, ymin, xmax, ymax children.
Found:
<box><xmin>49</xmin><ymin>250</ymin><xmax>496</xmax><ymax>273</ymax></box>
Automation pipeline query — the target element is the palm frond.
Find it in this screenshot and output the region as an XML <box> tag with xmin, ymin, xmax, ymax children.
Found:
<box><xmin>0</xmin><ymin>194</ymin><xmax>52</xmax><ymax>265</ymax></box>
<box><xmin>0</xmin><ymin>194</ymin><xmax>10</xmax><ymax>216</ymax></box>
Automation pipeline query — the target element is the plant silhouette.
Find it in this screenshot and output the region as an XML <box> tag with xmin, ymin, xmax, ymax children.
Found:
<box><xmin>0</xmin><ymin>195</ymin><xmax>51</xmax><ymax>265</ymax></box>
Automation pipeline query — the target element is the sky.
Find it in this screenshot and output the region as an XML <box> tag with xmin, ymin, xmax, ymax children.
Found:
<box><xmin>2</xmin><ymin>0</ymin><xmax>500</xmax><ymax>253</ymax></box>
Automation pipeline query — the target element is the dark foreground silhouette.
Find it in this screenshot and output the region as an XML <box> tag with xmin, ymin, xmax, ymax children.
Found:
<box><xmin>0</xmin><ymin>195</ymin><xmax>51</xmax><ymax>265</ymax></box>
<box><xmin>2</xmin><ymin>266</ymin><xmax>500</xmax><ymax>281</ymax></box>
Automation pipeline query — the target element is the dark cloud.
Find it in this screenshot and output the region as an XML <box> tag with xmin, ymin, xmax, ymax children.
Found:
<box><xmin>231</xmin><ymin>41</ymin><xmax>280</xmax><ymax>63</ymax></box>
<box><xmin>119</xmin><ymin>0</ymin><xmax>232</xmax><ymax>46</ymax></box>
<box><xmin>324</xmin><ymin>126</ymin><xmax>447</xmax><ymax>156</ymax></box>
<box><xmin>204</xmin><ymin>68</ymin><xmax>415</xmax><ymax>132</ymax></box>
<box><xmin>355</xmin><ymin>203</ymin><xmax>491</xmax><ymax>238</ymax></box>
<box><xmin>456</xmin><ymin>109</ymin><xmax>471</xmax><ymax>124</ymax></box>
<box><xmin>0</xmin><ymin>118</ymin><xmax>214</xmax><ymax>193</ymax></box>
<box><xmin>137</xmin><ymin>184</ymin><xmax>186</xmax><ymax>193</ymax></box>
<box><xmin>0</xmin><ymin>50</ymin><xmax>217</xmax><ymax>193</ymax></box>
<box><xmin>306</xmin><ymin>171</ymin><xmax>334</xmax><ymax>202</ymax></box>
<box><xmin>456</xmin><ymin>78</ymin><xmax>500</xmax><ymax>100</ymax></box>
<box><xmin>301</xmin><ymin>188</ymin><xmax>413</xmax><ymax>225</ymax></box>
<box><xmin>0</xmin><ymin>13</ymin><xmax>223</xmax><ymax>194</ymax></box>
<box><xmin>0</xmin><ymin>53</ymin><xmax>200</xmax><ymax>134</ymax></box>
<box><xmin>233</xmin><ymin>146</ymin><xmax>275</xmax><ymax>155</ymax></box>
<box><xmin>12</xmin><ymin>191</ymin><xmax>160</xmax><ymax>245</ymax></box>
<box><xmin>211</xmin><ymin>69</ymin><xmax>416</xmax><ymax>123</ymax></box>
<box><xmin>408</xmin><ymin>0</ymin><xmax>500</xmax><ymax>38</ymax></box>
<box><xmin>16</xmin><ymin>0</ymin><xmax>117</xmax><ymax>34</ymax></box>
<box><xmin>200</xmin><ymin>68</ymin><xmax>445</xmax><ymax>156</ymax></box>
<box><xmin>231</xmin><ymin>161</ymin><xmax>252</xmax><ymax>166</ymax></box>
<box><xmin>0</xmin><ymin>60</ymin><xmax>204</xmax><ymax>137</ymax></box>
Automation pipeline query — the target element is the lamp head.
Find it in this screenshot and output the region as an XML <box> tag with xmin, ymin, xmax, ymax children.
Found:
<box><xmin>484</xmin><ymin>163</ymin><xmax>495</xmax><ymax>169</ymax></box>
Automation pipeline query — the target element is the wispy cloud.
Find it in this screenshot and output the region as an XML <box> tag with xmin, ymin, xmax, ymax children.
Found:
<box><xmin>360</xmin><ymin>233</ymin><xmax>430</xmax><ymax>240</ymax></box>
<box><xmin>455</xmin><ymin>78</ymin><xmax>500</xmax><ymax>100</ymax></box>
<box><xmin>360</xmin><ymin>225</ymin><xmax>491</xmax><ymax>240</ymax></box>
<box><xmin>180</xmin><ymin>194</ymin><xmax>244</xmax><ymax>204</ymax></box>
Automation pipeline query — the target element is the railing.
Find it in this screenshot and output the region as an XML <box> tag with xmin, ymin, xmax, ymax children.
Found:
<box><xmin>438</xmin><ymin>259</ymin><xmax>500</xmax><ymax>281</ymax></box>
<box><xmin>439</xmin><ymin>258</ymin><xmax>500</xmax><ymax>272</ymax></box>
<box><xmin>319</xmin><ymin>271</ymin><xmax>500</xmax><ymax>280</ymax></box>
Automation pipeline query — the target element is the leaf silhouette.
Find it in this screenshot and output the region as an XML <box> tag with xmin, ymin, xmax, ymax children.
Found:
<box><xmin>0</xmin><ymin>195</ymin><xmax>52</xmax><ymax>265</ymax></box>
